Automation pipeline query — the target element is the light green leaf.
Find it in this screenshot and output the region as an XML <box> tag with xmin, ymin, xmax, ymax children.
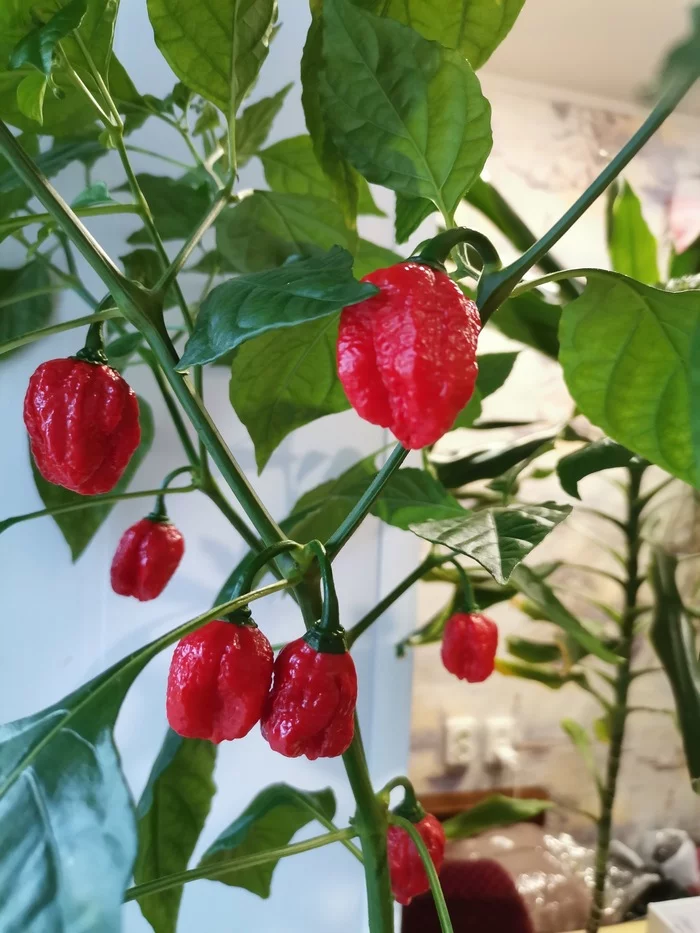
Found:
<box><xmin>31</xmin><ymin>396</ymin><xmax>155</xmax><ymax>560</ymax></box>
<box><xmin>179</xmin><ymin>247</ymin><xmax>376</xmax><ymax>368</ymax></box>
<box><xmin>505</xmin><ymin>636</ymin><xmax>561</xmax><ymax>665</ymax></box>
<box><xmin>16</xmin><ymin>71</ymin><xmax>47</xmax><ymax>123</ymax></box>
<box><xmin>197</xmin><ymin>784</ymin><xmax>336</xmax><ymax>898</ymax></box>
<box><xmin>146</xmin><ymin>0</ymin><xmax>276</xmax><ymax>116</ymax></box>
<box><xmin>9</xmin><ymin>0</ymin><xmax>87</xmax><ymax>74</ymax></box>
<box><xmin>71</xmin><ymin>181</ymin><xmax>114</xmax><ymax>208</ymax></box>
<box><xmin>125</xmin><ymin>174</ymin><xmax>210</xmax><ymax>243</ymax></box>
<box><xmin>442</xmin><ymin>795</ymin><xmax>553</xmax><ymax>841</ymax></box>
<box><xmin>134</xmin><ymin>731</ymin><xmax>217</xmax><ymax>933</ymax></box>
<box><xmin>491</xmin><ymin>289</ymin><xmax>561</xmax><ymax>358</ymax></box>
<box><xmin>608</xmin><ymin>181</ymin><xmax>660</xmax><ymax>284</ymax></box>
<box><xmin>372</xmin><ymin>468</ymin><xmax>464</xmax><ymax>529</ymax></box>
<box><xmin>0</xmin><ymin>262</ymin><xmax>54</xmax><ymax>358</ymax></box>
<box><xmin>556</xmin><ymin>438</ymin><xmax>636</xmax><ymax>499</ymax></box>
<box><xmin>236</xmin><ymin>84</ymin><xmax>291</xmax><ymax>167</ymax></box>
<box><xmin>320</xmin><ymin>0</ymin><xmax>492</xmax><ymax>217</ymax></box>
<box><xmin>229</xmin><ymin>315</ymin><xmax>349</xmax><ymax>472</ymax></box>
<box><xmin>559</xmin><ymin>272</ymin><xmax>700</xmax><ymax>487</ymax></box>
<box><xmin>495</xmin><ymin>658</ymin><xmax>587</xmax><ymax>690</ymax></box>
<box><xmin>561</xmin><ymin>719</ymin><xmax>601</xmax><ymax>789</ymax></box>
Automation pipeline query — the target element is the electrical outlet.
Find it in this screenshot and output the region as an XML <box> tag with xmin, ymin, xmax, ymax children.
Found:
<box><xmin>444</xmin><ymin>715</ymin><xmax>478</xmax><ymax>769</ymax></box>
<box><xmin>485</xmin><ymin>716</ymin><xmax>518</xmax><ymax>770</ymax></box>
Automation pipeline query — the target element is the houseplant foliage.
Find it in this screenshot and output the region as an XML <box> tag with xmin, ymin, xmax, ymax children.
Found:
<box><xmin>0</xmin><ymin>1</ymin><xmax>699</xmax><ymax>932</ymax></box>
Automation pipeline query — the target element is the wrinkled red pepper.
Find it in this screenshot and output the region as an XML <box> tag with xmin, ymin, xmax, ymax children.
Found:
<box><xmin>388</xmin><ymin>812</ymin><xmax>446</xmax><ymax>906</ymax></box>
<box><xmin>111</xmin><ymin>516</ymin><xmax>184</xmax><ymax>601</ymax></box>
<box><xmin>441</xmin><ymin>612</ymin><xmax>498</xmax><ymax>683</ymax></box>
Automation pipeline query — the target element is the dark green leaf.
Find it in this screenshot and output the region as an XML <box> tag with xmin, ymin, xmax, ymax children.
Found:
<box><xmin>178</xmin><ymin>247</ymin><xmax>376</xmax><ymax>368</ymax></box>
<box><xmin>237</xmin><ymin>84</ymin><xmax>292</xmax><ymax>167</ymax></box>
<box><xmin>105</xmin><ymin>331</ymin><xmax>144</xmax><ymax>369</ymax></box>
<box><xmin>491</xmin><ymin>289</ymin><xmax>561</xmax><ymax>358</ymax></box>
<box><xmin>442</xmin><ymin>795</ymin><xmax>553</xmax><ymax>841</ymax></box>
<box><xmin>451</xmin><ymin>389</ymin><xmax>483</xmax><ymax>430</ymax></box>
<box><xmin>650</xmin><ymin>550</ymin><xmax>700</xmax><ymax>793</ymax></box>
<box><xmin>557</xmin><ymin>439</ymin><xmax>636</xmax><ymax>499</ymax></box>
<box><xmin>394</xmin><ymin>194</ymin><xmax>436</xmax><ymax>244</ymax></box>
<box><xmin>353</xmin><ymin>239</ymin><xmax>401</xmax><ymax>279</ymax></box>
<box><xmin>561</xmin><ymin>719</ymin><xmax>600</xmax><ymax>787</ymax></box>
<box><xmin>372</xmin><ymin>468</ymin><xmax>463</xmax><ymax>530</ymax></box>
<box><xmin>31</xmin><ymin>396</ymin><xmax>155</xmax><ymax>560</ymax></box>
<box><xmin>496</xmin><ymin>657</ymin><xmax>587</xmax><ymax>689</ymax></box>
<box><xmin>229</xmin><ymin>315</ymin><xmax>349</xmax><ymax>472</ymax></box>
<box><xmin>321</xmin><ymin>0</ymin><xmax>492</xmax><ymax>217</ymax></box>
<box><xmin>657</xmin><ymin>5</ymin><xmax>700</xmax><ymax>95</ymax></box>
<box><xmin>669</xmin><ymin>235</ymin><xmax>700</xmax><ymax>279</ymax></box>
<box><xmin>476</xmin><ymin>351</ymin><xmax>519</xmax><ymax>398</ymax></box>
<box><xmin>197</xmin><ymin>784</ymin><xmax>336</xmax><ymax>898</ymax></box>
<box><xmin>146</xmin><ymin>0</ymin><xmax>276</xmax><ymax>117</ymax></box>
<box><xmin>505</xmin><ymin>636</ymin><xmax>561</xmax><ymax>665</ymax></box>
<box><xmin>409</xmin><ymin>502</ymin><xmax>571</xmax><ymax>584</ymax></box>
<box><xmin>134</xmin><ymin>731</ymin><xmax>217</xmax><ymax>933</ymax></box>
<box><xmin>121</xmin><ymin>248</ymin><xmax>178</xmax><ymax>309</ymax></box>
<box><xmin>125</xmin><ymin>174</ymin><xmax>210</xmax><ymax>244</ymax></box>
<box><xmin>10</xmin><ymin>0</ymin><xmax>87</xmax><ymax>74</ymax></box>
<box><xmin>432</xmin><ymin>428</ymin><xmax>558</xmax><ymax>489</ymax></box>
<box><xmin>509</xmin><ymin>564</ymin><xmax>621</xmax><ymax>664</ymax></box>
<box><xmin>0</xmin><ymin>262</ymin><xmax>54</xmax><ymax>357</ymax></box>
<box><xmin>607</xmin><ymin>181</ymin><xmax>660</xmax><ymax>284</ymax></box>
<box><xmin>559</xmin><ymin>272</ymin><xmax>700</xmax><ymax>487</ymax></box>
<box><xmin>71</xmin><ymin>181</ymin><xmax>114</xmax><ymax>208</ymax></box>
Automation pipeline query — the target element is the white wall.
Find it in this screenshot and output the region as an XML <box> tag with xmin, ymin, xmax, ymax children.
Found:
<box><xmin>0</xmin><ymin>2</ymin><xmax>420</xmax><ymax>930</ymax></box>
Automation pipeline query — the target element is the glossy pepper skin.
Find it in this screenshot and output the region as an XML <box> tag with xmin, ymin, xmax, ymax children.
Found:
<box><xmin>111</xmin><ymin>517</ymin><xmax>185</xmax><ymax>601</ymax></box>
<box><xmin>387</xmin><ymin>813</ymin><xmax>446</xmax><ymax>906</ymax></box>
<box><xmin>166</xmin><ymin>620</ymin><xmax>274</xmax><ymax>743</ymax></box>
<box><xmin>24</xmin><ymin>357</ymin><xmax>140</xmax><ymax>495</ymax></box>
<box><xmin>441</xmin><ymin>612</ymin><xmax>498</xmax><ymax>683</ymax></box>
<box><xmin>337</xmin><ymin>262</ymin><xmax>481</xmax><ymax>449</ymax></box>
<box><xmin>261</xmin><ymin>638</ymin><xmax>357</xmax><ymax>759</ymax></box>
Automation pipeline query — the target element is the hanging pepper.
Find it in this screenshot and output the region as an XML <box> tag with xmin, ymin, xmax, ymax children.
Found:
<box><xmin>441</xmin><ymin>612</ymin><xmax>498</xmax><ymax>682</ymax></box>
<box><xmin>387</xmin><ymin>789</ymin><xmax>446</xmax><ymax>906</ymax></box>
<box><xmin>337</xmin><ymin>232</ymin><xmax>482</xmax><ymax>449</ymax></box>
<box><xmin>23</xmin><ymin>323</ymin><xmax>140</xmax><ymax>495</ymax></box>
<box><xmin>261</xmin><ymin>542</ymin><xmax>357</xmax><ymax>760</ymax></box>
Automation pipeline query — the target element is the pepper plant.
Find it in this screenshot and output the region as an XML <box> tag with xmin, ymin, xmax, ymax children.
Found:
<box><xmin>1</xmin><ymin>2</ymin><xmax>700</xmax><ymax>933</ymax></box>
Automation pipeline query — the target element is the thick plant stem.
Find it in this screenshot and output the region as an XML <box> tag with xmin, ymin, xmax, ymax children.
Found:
<box><xmin>586</xmin><ymin>465</ymin><xmax>644</xmax><ymax>933</ymax></box>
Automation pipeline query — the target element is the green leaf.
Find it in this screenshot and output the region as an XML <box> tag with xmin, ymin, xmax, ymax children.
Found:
<box><xmin>561</xmin><ymin>719</ymin><xmax>600</xmax><ymax>788</ymax></box>
<box><xmin>372</xmin><ymin>468</ymin><xmax>464</xmax><ymax>530</ymax></box>
<box><xmin>134</xmin><ymin>731</ymin><xmax>217</xmax><ymax>933</ymax></box>
<box><xmin>557</xmin><ymin>439</ymin><xmax>637</xmax><ymax>499</ymax></box>
<box><xmin>476</xmin><ymin>351</ymin><xmax>519</xmax><ymax>398</ymax></box>
<box><xmin>353</xmin><ymin>239</ymin><xmax>401</xmax><ymax>279</ymax></box>
<box><xmin>432</xmin><ymin>427</ymin><xmax>558</xmax><ymax>489</ymax></box>
<box><xmin>650</xmin><ymin>550</ymin><xmax>700</xmax><ymax>794</ymax></box>
<box><xmin>409</xmin><ymin>502</ymin><xmax>571</xmax><ymax>585</ymax></box>
<box><xmin>495</xmin><ymin>657</ymin><xmax>587</xmax><ymax>689</ymax></box>
<box><xmin>125</xmin><ymin>174</ymin><xmax>210</xmax><ymax>243</ymax></box>
<box><xmin>509</xmin><ymin>564</ymin><xmax>621</xmax><ymax>664</ymax></box>
<box><xmin>559</xmin><ymin>272</ymin><xmax>700</xmax><ymax>488</ymax></box>
<box><xmin>505</xmin><ymin>636</ymin><xmax>561</xmax><ymax>665</ymax></box>
<box><xmin>394</xmin><ymin>193</ymin><xmax>436</xmax><ymax>243</ymax></box>
<box><xmin>229</xmin><ymin>315</ymin><xmax>349</xmax><ymax>472</ymax></box>
<box><xmin>320</xmin><ymin>0</ymin><xmax>492</xmax><ymax>218</ymax></box>
<box><xmin>16</xmin><ymin>71</ymin><xmax>47</xmax><ymax>123</ymax></box>
<box><xmin>236</xmin><ymin>84</ymin><xmax>291</xmax><ymax>167</ymax></box>
<box><xmin>657</xmin><ymin>5</ymin><xmax>700</xmax><ymax>95</ymax></box>
<box><xmin>9</xmin><ymin>0</ymin><xmax>87</xmax><ymax>74</ymax></box>
<box><xmin>607</xmin><ymin>181</ymin><xmax>660</xmax><ymax>284</ymax></box>
<box><xmin>260</xmin><ymin>134</ymin><xmax>383</xmax><ymax>216</ymax></box>
<box><xmin>0</xmin><ymin>139</ymin><xmax>102</xmax><ymax>211</ymax></box>
<box><xmin>491</xmin><ymin>289</ymin><xmax>561</xmax><ymax>358</ymax></box>
<box><xmin>398</xmin><ymin>596</ymin><xmax>457</xmax><ymax>654</ymax></box>
<box><xmin>31</xmin><ymin>396</ymin><xmax>155</xmax><ymax>560</ymax></box>
<box><xmin>146</xmin><ymin>0</ymin><xmax>276</xmax><ymax>117</ymax></box>
<box><xmin>105</xmin><ymin>331</ymin><xmax>144</xmax><ymax>370</ymax></box>
<box><xmin>451</xmin><ymin>389</ymin><xmax>483</xmax><ymax>430</ymax></box>
<box><xmin>197</xmin><ymin>784</ymin><xmax>336</xmax><ymax>898</ymax></box>
<box><xmin>71</xmin><ymin>181</ymin><xmax>114</xmax><ymax>208</ymax></box>
<box><xmin>178</xmin><ymin>247</ymin><xmax>377</xmax><ymax>368</ymax></box>
<box><xmin>120</xmin><ymin>249</ymin><xmax>178</xmax><ymax>310</ymax></box>
<box><xmin>215</xmin><ymin>190</ymin><xmax>354</xmax><ymax>274</ymax></box>
<box><xmin>669</xmin><ymin>235</ymin><xmax>700</xmax><ymax>280</ymax></box>
<box><xmin>0</xmin><ymin>262</ymin><xmax>54</xmax><ymax>358</ymax></box>
<box><xmin>442</xmin><ymin>795</ymin><xmax>553</xmax><ymax>842</ymax></box>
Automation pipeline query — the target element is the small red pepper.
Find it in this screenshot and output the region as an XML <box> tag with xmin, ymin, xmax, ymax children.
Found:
<box><xmin>111</xmin><ymin>516</ymin><xmax>184</xmax><ymax>601</ymax></box>
<box><xmin>388</xmin><ymin>812</ymin><xmax>446</xmax><ymax>906</ymax></box>
<box><xmin>441</xmin><ymin>612</ymin><xmax>498</xmax><ymax>683</ymax></box>
<box><xmin>166</xmin><ymin>617</ymin><xmax>273</xmax><ymax>743</ymax></box>
<box><xmin>24</xmin><ymin>326</ymin><xmax>140</xmax><ymax>495</ymax></box>
<box><xmin>337</xmin><ymin>260</ymin><xmax>480</xmax><ymax>449</ymax></box>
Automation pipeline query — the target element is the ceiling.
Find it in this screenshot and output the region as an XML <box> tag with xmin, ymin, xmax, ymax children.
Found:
<box><xmin>484</xmin><ymin>0</ymin><xmax>700</xmax><ymax>116</ymax></box>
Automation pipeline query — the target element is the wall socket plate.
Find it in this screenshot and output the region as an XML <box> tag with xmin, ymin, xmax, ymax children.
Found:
<box><xmin>444</xmin><ymin>715</ymin><xmax>478</xmax><ymax>769</ymax></box>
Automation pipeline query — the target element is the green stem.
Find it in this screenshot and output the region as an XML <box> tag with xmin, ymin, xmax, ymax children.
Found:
<box><xmin>0</xmin><ymin>309</ymin><xmax>120</xmax><ymax>357</ymax></box>
<box><xmin>0</xmin><ymin>203</ymin><xmax>140</xmax><ymax>237</ymax></box>
<box><xmin>123</xmin><ymin>828</ymin><xmax>356</xmax><ymax>903</ymax></box>
<box><xmin>124</xmin><ymin>145</ymin><xmax>192</xmax><ymax>170</ymax></box>
<box><xmin>389</xmin><ymin>815</ymin><xmax>453</xmax><ymax>933</ymax></box>
<box><xmin>586</xmin><ymin>465</ymin><xmax>644</xmax><ymax>933</ymax></box>
<box><xmin>140</xmin><ymin>347</ymin><xmax>199</xmax><ymax>464</ymax></box>
<box><xmin>149</xmin><ymin>466</ymin><xmax>195</xmax><ymax>520</ymax></box>
<box><xmin>509</xmin><ymin>268</ymin><xmax>603</xmax><ymax>299</ymax></box>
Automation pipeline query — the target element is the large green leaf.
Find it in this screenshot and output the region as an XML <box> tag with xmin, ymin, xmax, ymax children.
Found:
<box><xmin>432</xmin><ymin>427</ymin><xmax>558</xmax><ymax>489</ymax></box>
<box><xmin>236</xmin><ymin>84</ymin><xmax>292</xmax><ymax>168</ymax></box>
<box><xmin>442</xmin><ymin>795</ymin><xmax>553</xmax><ymax>842</ymax></box>
<box><xmin>358</xmin><ymin>0</ymin><xmax>526</xmax><ymax>70</ymax></box>
<box><xmin>0</xmin><ymin>262</ymin><xmax>55</xmax><ymax>357</ymax></box>
<box><xmin>650</xmin><ymin>550</ymin><xmax>700</xmax><ymax>793</ymax></box>
<box><xmin>31</xmin><ymin>396</ymin><xmax>155</xmax><ymax>560</ymax></box>
<box><xmin>134</xmin><ymin>731</ymin><xmax>217</xmax><ymax>933</ymax></box>
<box><xmin>9</xmin><ymin>0</ymin><xmax>87</xmax><ymax>74</ymax></box>
<box><xmin>607</xmin><ymin>181</ymin><xmax>660</xmax><ymax>284</ymax></box>
<box><xmin>197</xmin><ymin>784</ymin><xmax>336</xmax><ymax>898</ymax></box>
<box><xmin>259</xmin><ymin>134</ymin><xmax>382</xmax><ymax>215</ymax></box>
<box><xmin>320</xmin><ymin>0</ymin><xmax>492</xmax><ymax>218</ymax></box>
<box><xmin>146</xmin><ymin>0</ymin><xmax>276</xmax><ymax>118</ymax></box>
<box><xmin>559</xmin><ymin>272</ymin><xmax>700</xmax><ymax>487</ymax></box>
<box><xmin>372</xmin><ymin>468</ymin><xmax>463</xmax><ymax>529</ymax></box>
<box><xmin>179</xmin><ymin>247</ymin><xmax>376</xmax><ymax>368</ymax></box>
<box><xmin>409</xmin><ymin>502</ymin><xmax>571</xmax><ymax>584</ymax></box>
<box><xmin>125</xmin><ymin>174</ymin><xmax>210</xmax><ymax>244</ymax></box>
<box><xmin>556</xmin><ymin>438</ymin><xmax>637</xmax><ymax>499</ymax></box>
<box><xmin>229</xmin><ymin>315</ymin><xmax>349</xmax><ymax>472</ymax></box>
<box><xmin>215</xmin><ymin>191</ymin><xmax>354</xmax><ymax>274</ymax></box>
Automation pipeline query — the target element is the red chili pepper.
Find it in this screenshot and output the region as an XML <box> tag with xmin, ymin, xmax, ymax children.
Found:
<box><xmin>111</xmin><ymin>516</ymin><xmax>184</xmax><ymax>601</ymax></box>
<box><xmin>166</xmin><ymin>618</ymin><xmax>273</xmax><ymax>743</ymax></box>
<box><xmin>441</xmin><ymin>612</ymin><xmax>498</xmax><ymax>683</ymax></box>
<box><xmin>337</xmin><ymin>261</ymin><xmax>480</xmax><ymax>449</ymax></box>
<box><xmin>24</xmin><ymin>356</ymin><xmax>140</xmax><ymax>495</ymax></box>
<box><xmin>387</xmin><ymin>813</ymin><xmax>446</xmax><ymax>906</ymax></box>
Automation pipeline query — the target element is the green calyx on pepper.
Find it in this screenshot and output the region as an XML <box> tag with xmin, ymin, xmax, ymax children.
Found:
<box><xmin>302</xmin><ymin>540</ymin><xmax>347</xmax><ymax>654</ymax></box>
<box><xmin>73</xmin><ymin>320</ymin><xmax>109</xmax><ymax>366</ymax></box>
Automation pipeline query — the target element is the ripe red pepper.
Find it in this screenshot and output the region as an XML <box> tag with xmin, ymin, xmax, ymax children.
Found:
<box><xmin>166</xmin><ymin>618</ymin><xmax>273</xmax><ymax>743</ymax></box>
<box><xmin>337</xmin><ymin>261</ymin><xmax>480</xmax><ymax>449</ymax></box>
<box><xmin>388</xmin><ymin>813</ymin><xmax>446</xmax><ymax>906</ymax></box>
<box><xmin>24</xmin><ymin>348</ymin><xmax>140</xmax><ymax>495</ymax></box>
<box><xmin>111</xmin><ymin>516</ymin><xmax>184</xmax><ymax>601</ymax></box>
<box><xmin>441</xmin><ymin>612</ymin><xmax>498</xmax><ymax>683</ymax></box>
